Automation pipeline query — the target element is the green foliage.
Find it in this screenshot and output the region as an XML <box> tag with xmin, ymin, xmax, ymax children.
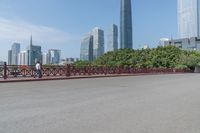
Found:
<box><xmin>74</xmin><ymin>46</ymin><xmax>200</xmax><ymax>70</ymax></box>
<box><xmin>73</xmin><ymin>60</ymin><xmax>91</xmax><ymax>69</ymax></box>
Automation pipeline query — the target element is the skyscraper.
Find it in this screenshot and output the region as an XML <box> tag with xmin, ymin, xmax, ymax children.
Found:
<box><xmin>107</xmin><ymin>24</ymin><xmax>118</xmax><ymax>52</ymax></box>
<box><xmin>42</xmin><ymin>53</ymin><xmax>49</xmax><ymax>65</ymax></box>
<box><xmin>18</xmin><ymin>51</ymin><xmax>27</xmax><ymax>65</ymax></box>
<box><xmin>27</xmin><ymin>36</ymin><xmax>42</xmax><ymax>65</ymax></box>
<box><xmin>92</xmin><ymin>27</ymin><xmax>104</xmax><ymax>60</ymax></box>
<box><xmin>178</xmin><ymin>0</ymin><xmax>199</xmax><ymax>38</ymax></box>
<box><xmin>48</xmin><ymin>49</ymin><xmax>61</xmax><ymax>64</ymax></box>
<box><xmin>8</xmin><ymin>50</ymin><xmax>12</xmax><ymax>65</ymax></box>
<box><xmin>120</xmin><ymin>0</ymin><xmax>133</xmax><ymax>49</ymax></box>
<box><xmin>11</xmin><ymin>43</ymin><xmax>20</xmax><ymax>65</ymax></box>
<box><xmin>80</xmin><ymin>33</ymin><xmax>93</xmax><ymax>61</ymax></box>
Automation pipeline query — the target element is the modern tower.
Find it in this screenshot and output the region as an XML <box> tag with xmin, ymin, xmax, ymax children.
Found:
<box><xmin>178</xmin><ymin>0</ymin><xmax>199</xmax><ymax>38</ymax></box>
<box><xmin>80</xmin><ymin>33</ymin><xmax>93</xmax><ymax>61</ymax></box>
<box><xmin>48</xmin><ymin>49</ymin><xmax>61</xmax><ymax>64</ymax></box>
<box><xmin>8</xmin><ymin>50</ymin><xmax>12</xmax><ymax>65</ymax></box>
<box><xmin>107</xmin><ymin>24</ymin><xmax>118</xmax><ymax>52</ymax></box>
<box><xmin>11</xmin><ymin>43</ymin><xmax>20</xmax><ymax>65</ymax></box>
<box><xmin>92</xmin><ymin>27</ymin><xmax>104</xmax><ymax>60</ymax></box>
<box><xmin>27</xmin><ymin>36</ymin><xmax>42</xmax><ymax>65</ymax></box>
<box><xmin>120</xmin><ymin>0</ymin><xmax>133</xmax><ymax>49</ymax></box>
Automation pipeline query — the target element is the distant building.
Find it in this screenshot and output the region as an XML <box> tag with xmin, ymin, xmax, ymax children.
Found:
<box><xmin>18</xmin><ymin>51</ymin><xmax>27</xmax><ymax>65</ymax></box>
<box><xmin>164</xmin><ymin>37</ymin><xmax>200</xmax><ymax>51</ymax></box>
<box><xmin>27</xmin><ymin>36</ymin><xmax>42</xmax><ymax>65</ymax></box>
<box><xmin>11</xmin><ymin>43</ymin><xmax>20</xmax><ymax>65</ymax></box>
<box><xmin>8</xmin><ymin>50</ymin><xmax>12</xmax><ymax>65</ymax></box>
<box><xmin>178</xmin><ymin>0</ymin><xmax>199</xmax><ymax>38</ymax></box>
<box><xmin>143</xmin><ymin>45</ymin><xmax>149</xmax><ymax>49</ymax></box>
<box><xmin>48</xmin><ymin>49</ymin><xmax>61</xmax><ymax>65</ymax></box>
<box><xmin>120</xmin><ymin>0</ymin><xmax>133</xmax><ymax>49</ymax></box>
<box><xmin>0</xmin><ymin>61</ymin><xmax>4</xmax><ymax>65</ymax></box>
<box><xmin>92</xmin><ymin>27</ymin><xmax>104</xmax><ymax>60</ymax></box>
<box><xmin>42</xmin><ymin>53</ymin><xmax>49</xmax><ymax>65</ymax></box>
<box><xmin>158</xmin><ymin>38</ymin><xmax>170</xmax><ymax>46</ymax></box>
<box><xmin>107</xmin><ymin>24</ymin><xmax>118</xmax><ymax>52</ymax></box>
<box><xmin>60</xmin><ymin>58</ymin><xmax>79</xmax><ymax>65</ymax></box>
<box><xmin>80</xmin><ymin>33</ymin><xmax>93</xmax><ymax>61</ymax></box>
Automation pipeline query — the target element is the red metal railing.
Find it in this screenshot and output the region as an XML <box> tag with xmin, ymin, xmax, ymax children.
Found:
<box><xmin>0</xmin><ymin>62</ymin><xmax>193</xmax><ymax>80</ymax></box>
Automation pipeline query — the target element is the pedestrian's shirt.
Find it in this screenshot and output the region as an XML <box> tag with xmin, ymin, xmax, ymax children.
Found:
<box><xmin>35</xmin><ymin>63</ymin><xmax>41</xmax><ymax>70</ymax></box>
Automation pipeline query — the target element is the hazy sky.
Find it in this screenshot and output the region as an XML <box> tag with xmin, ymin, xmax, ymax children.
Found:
<box><xmin>0</xmin><ymin>0</ymin><xmax>177</xmax><ymax>61</ymax></box>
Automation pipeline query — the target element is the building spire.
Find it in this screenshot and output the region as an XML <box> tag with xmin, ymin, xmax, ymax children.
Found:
<box><xmin>30</xmin><ymin>35</ymin><xmax>33</xmax><ymax>46</ymax></box>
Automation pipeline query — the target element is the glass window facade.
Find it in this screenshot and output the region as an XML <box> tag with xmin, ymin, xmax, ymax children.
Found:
<box><xmin>80</xmin><ymin>34</ymin><xmax>93</xmax><ymax>61</ymax></box>
<box><xmin>107</xmin><ymin>24</ymin><xmax>118</xmax><ymax>52</ymax></box>
<box><xmin>178</xmin><ymin>0</ymin><xmax>199</xmax><ymax>38</ymax></box>
<box><xmin>120</xmin><ymin>0</ymin><xmax>133</xmax><ymax>49</ymax></box>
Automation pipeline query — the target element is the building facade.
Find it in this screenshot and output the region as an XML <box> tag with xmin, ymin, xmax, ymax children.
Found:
<box><xmin>27</xmin><ymin>36</ymin><xmax>42</xmax><ymax>65</ymax></box>
<box><xmin>178</xmin><ymin>0</ymin><xmax>199</xmax><ymax>38</ymax></box>
<box><xmin>92</xmin><ymin>27</ymin><xmax>104</xmax><ymax>60</ymax></box>
<box><xmin>120</xmin><ymin>0</ymin><xmax>133</xmax><ymax>49</ymax></box>
<box><xmin>164</xmin><ymin>37</ymin><xmax>200</xmax><ymax>51</ymax></box>
<box><xmin>8</xmin><ymin>50</ymin><xmax>12</xmax><ymax>65</ymax></box>
<box><xmin>18</xmin><ymin>51</ymin><xmax>27</xmax><ymax>65</ymax></box>
<box><xmin>107</xmin><ymin>24</ymin><xmax>118</xmax><ymax>52</ymax></box>
<box><xmin>80</xmin><ymin>33</ymin><xmax>93</xmax><ymax>61</ymax></box>
<box><xmin>48</xmin><ymin>49</ymin><xmax>61</xmax><ymax>65</ymax></box>
<box><xmin>42</xmin><ymin>53</ymin><xmax>49</xmax><ymax>65</ymax></box>
<box><xmin>11</xmin><ymin>43</ymin><xmax>20</xmax><ymax>65</ymax></box>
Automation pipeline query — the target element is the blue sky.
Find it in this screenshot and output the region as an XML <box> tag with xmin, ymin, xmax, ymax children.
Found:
<box><xmin>0</xmin><ymin>0</ymin><xmax>177</xmax><ymax>61</ymax></box>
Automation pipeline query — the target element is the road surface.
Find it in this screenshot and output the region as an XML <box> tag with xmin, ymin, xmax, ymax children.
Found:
<box><xmin>0</xmin><ymin>74</ymin><xmax>200</xmax><ymax>133</ymax></box>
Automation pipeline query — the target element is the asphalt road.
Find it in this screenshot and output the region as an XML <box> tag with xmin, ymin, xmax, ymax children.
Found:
<box><xmin>0</xmin><ymin>74</ymin><xmax>200</xmax><ymax>133</ymax></box>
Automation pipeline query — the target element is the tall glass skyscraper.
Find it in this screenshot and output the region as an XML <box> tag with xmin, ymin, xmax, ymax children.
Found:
<box><xmin>107</xmin><ymin>24</ymin><xmax>118</xmax><ymax>52</ymax></box>
<box><xmin>27</xmin><ymin>36</ymin><xmax>42</xmax><ymax>65</ymax></box>
<box><xmin>178</xmin><ymin>0</ymin><xmax>199</xmax><ymax>38</ymax></box>
<box><xmin>11</xmin><ymin>43</ymin><xmax>20</xmax><ymax>65</ymax></box>
<box><xmin>120</xmin><ymin>0</ymin><xmax>133</xmax><ymax>49</ymax></box>
<box><xmin>80</xmin><ymin>33</ymin><xmax>93</xmax><ymax>61</ymax></box>
<box><xmin>92</xmin><ymin>27</ymin><xmax>104</xmax><ymax>60</ymax></box>
<box><xmin>48</xmin><ymin>49</ymin><xmax>61</xmax><ymax>65</ymax></box>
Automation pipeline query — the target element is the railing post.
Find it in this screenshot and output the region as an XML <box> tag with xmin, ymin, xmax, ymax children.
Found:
<box><xmin>3</xmin><ymin>62</ymin><xmax>7</xmax><ymax>80</ymax></box>
<box><xmin>66</xmin><ymin>64</ymin><xmax>71</xmax><ymax>77</ymax></box>
<box><xmin>88</xmin><ymin>65</ymin><xmax>91</xmax><ymax>75</ymax></box>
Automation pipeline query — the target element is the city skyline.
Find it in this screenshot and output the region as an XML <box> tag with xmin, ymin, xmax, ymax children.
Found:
<box><xmin>0</xmin><ymin>0</ymin><xmax>185</xmax><ymax>61</ymax></box>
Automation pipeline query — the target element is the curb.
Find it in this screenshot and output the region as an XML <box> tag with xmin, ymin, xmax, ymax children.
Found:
<box><xmin>0</xmin><ymin>73</ymin><xmax>193</xmax><ymax>83</ymax></box>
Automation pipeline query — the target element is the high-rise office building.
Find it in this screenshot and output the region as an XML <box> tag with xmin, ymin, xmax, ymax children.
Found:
<box><xmin>80</xmin><ymin>33</ymin><xmax>93</xmax><ymax>61</ymax></box>
<box><xmin>178</xmin><ymin>0</ymin><xmax>199</xmax><ymax>38</ymax></box>
<box><xmin>8</xmin><ymin>50</ymin><xmax>12</xmax><ymax>65</ymax></box>
<box><xmin>120</xmin><ymin>0</ymin><xmax>133</xmax><ymax>49</ymax></box>
<box><xmin>27</xmin><ymin>36</ymin><xmax>42</xmax><ymax>65</ymax></box>
<box><xmin>11</xmin><ymin>43</ymin><xmax>20</xmax><ymax>65</ymax></box>
<box><xmin>48</xmin><ymin>49</ymin><xmax>61</xmax><ymax>64</ymax></box>
<box><xmin>107</xmin><ymin>24</ymin><xmax>118</xmax><ymax>52</ymax></box>
<box><xmin>92</xmin><ymin>27</ymin><xmax>104</xmax><ymax>60</ymax></box>
<box><xmin>18</xmin><ymin>51</ymin><xmax>27</xmax><ymax>65</ymax></box>
<box><xmin>42</xmin><ymin>53</ymin><xmax>49</xmax><ymax>65</ymax></box>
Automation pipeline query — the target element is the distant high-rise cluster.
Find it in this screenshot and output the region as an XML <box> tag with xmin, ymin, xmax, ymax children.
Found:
<box><xmin>80</xmin><ymin>0</ymin><xmax>133</xmax><ymax>61</ymax></box>
<box><xmin>80</xmin><ymin>27</ymin><xmax>105</xmax><ymax>61</ymax></box>
<box><xmin>163</xmin><ymin>0</ymin><xmax>200</xmax><ymax>50</ymax></box>
<box><xmin>7</xmin><ymin>36</ymin><xmax>61</xmax><ymax>65</ymax></box>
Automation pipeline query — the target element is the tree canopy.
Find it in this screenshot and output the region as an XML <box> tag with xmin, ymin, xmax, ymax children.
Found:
<box><xmin>74</xmin><ymin>46</ymin><xmax>200</xmax><ymax>70</ymax></box>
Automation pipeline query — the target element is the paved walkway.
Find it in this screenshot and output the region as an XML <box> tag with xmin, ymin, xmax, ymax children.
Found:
<box><xmin>0</xmin><ymin>74</ymin><xmax>200</xmax><ymax>133</ymax></box>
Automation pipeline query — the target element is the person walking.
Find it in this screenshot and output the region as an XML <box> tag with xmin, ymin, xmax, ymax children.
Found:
<box><xmin>35</xmin><ymin>61</ymin><xmax>42</xmax><ymax>78</ymax></box>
